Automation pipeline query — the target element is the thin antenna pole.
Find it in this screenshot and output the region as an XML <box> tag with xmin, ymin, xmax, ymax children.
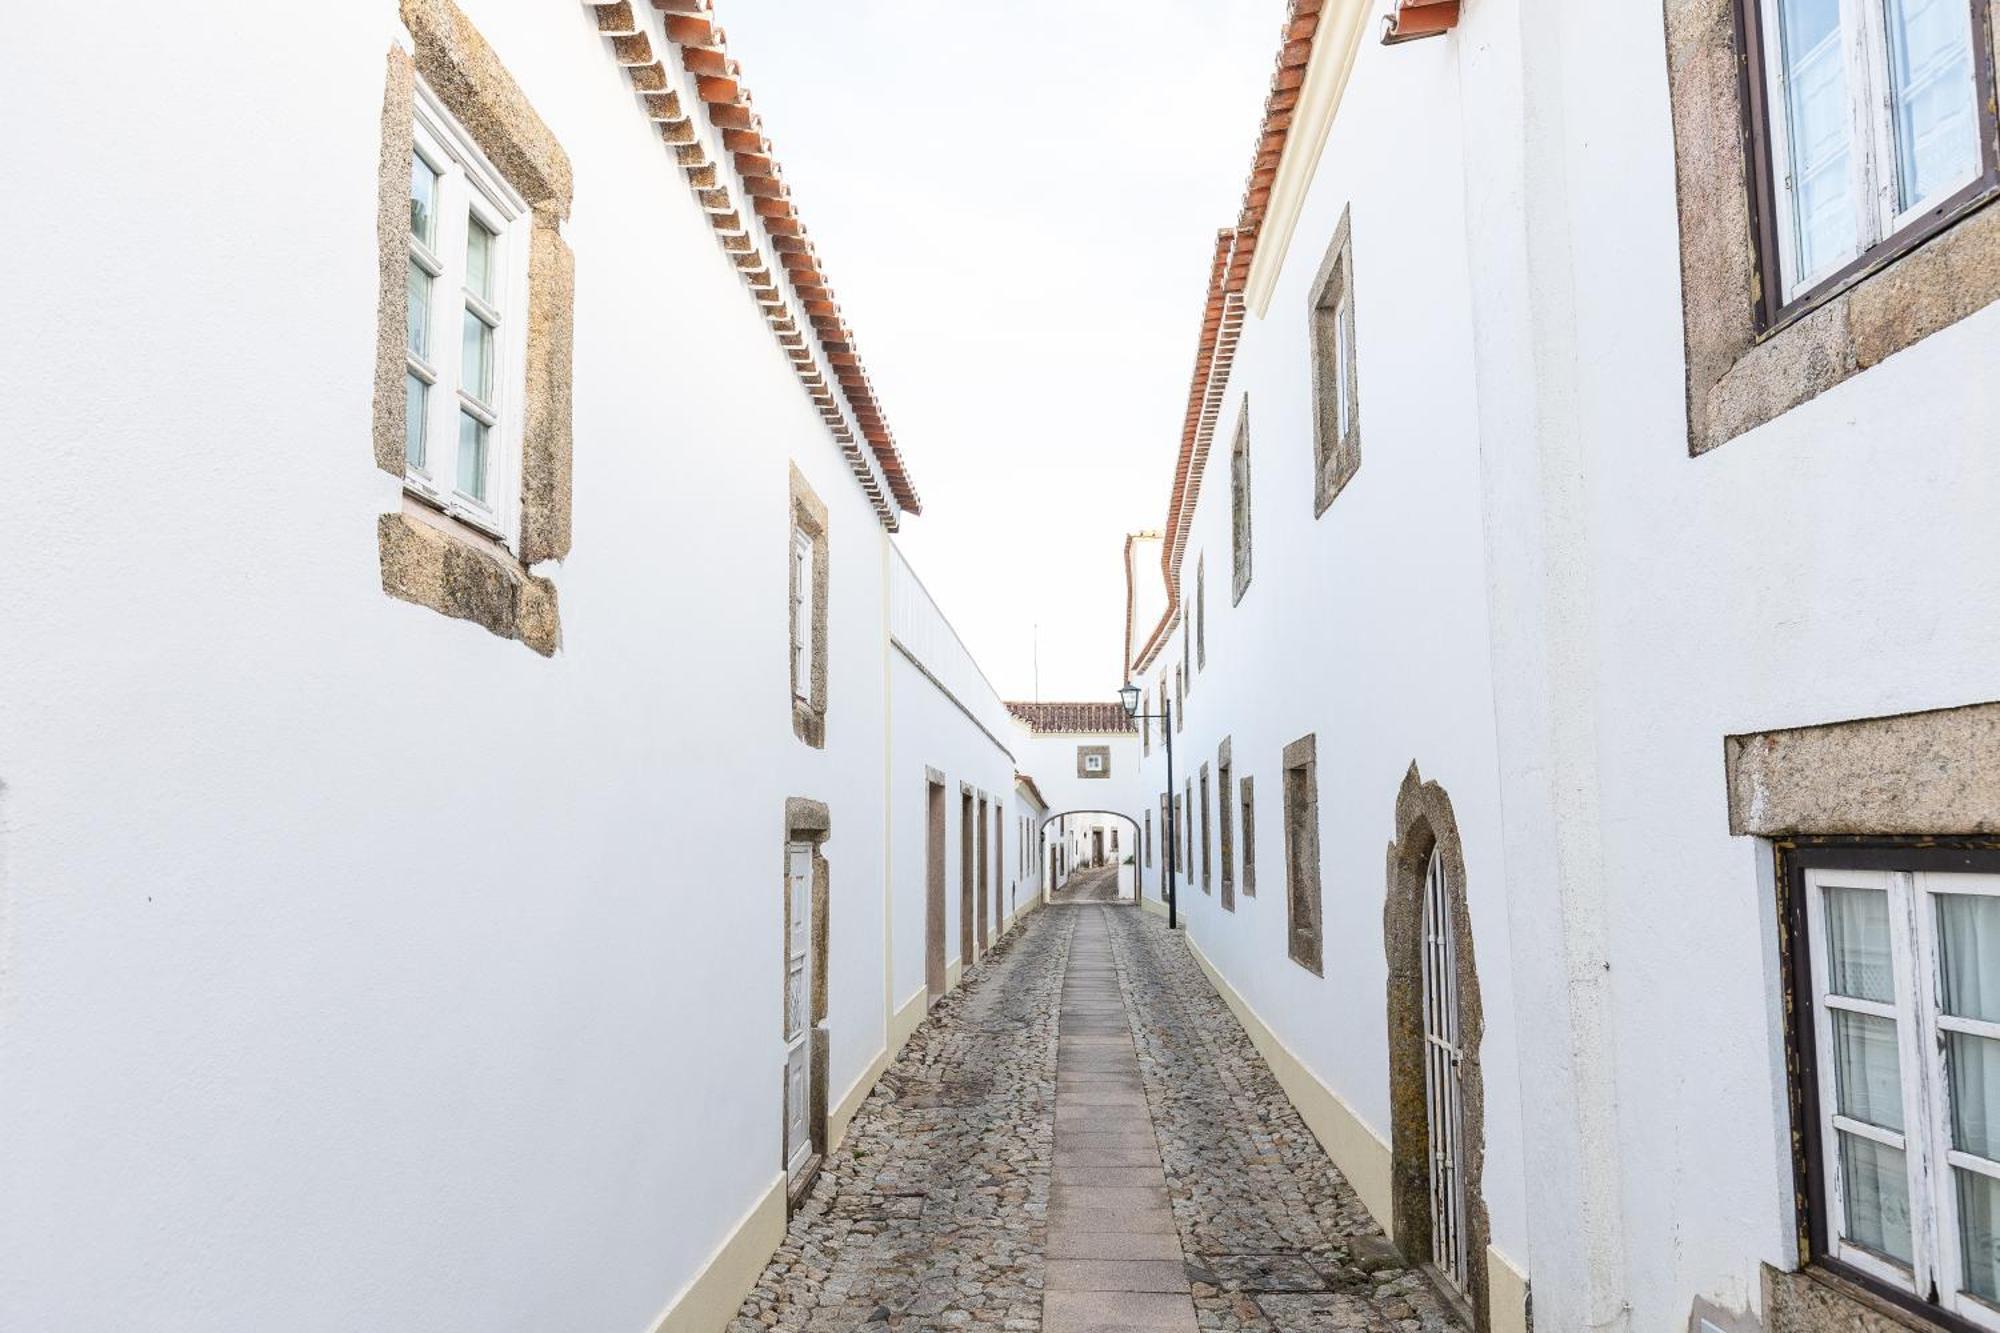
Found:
<box><xmin>1033</xmin><ymin>623</ymin><xmax>1040</xmax><ymax>702</ymax></box>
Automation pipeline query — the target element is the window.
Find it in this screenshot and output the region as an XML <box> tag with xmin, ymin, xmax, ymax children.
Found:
<box><xmin>790</xmin><ymin>526</ymin><xmax>813</xmax><ymax>701</ymax></box>
<box><xmin>1078</xmin><ymin>745</ymin><xmax>1111</xmax><ymax>779</ymax></box>
<box><xmin>1145</xmin><ymin>809</ymin><xmax>1153</xmax><ymax>868</ymax></box>
<box><xmin>1790</xmin><ymin>845</ymin><xmax>2000</xmax><ymax>1326</ymax></box>
<box><xmin>1282</xmin><ymin>735</ymin><xmax>1322</xmax><ymax>974</ymax></box>
<box><xmin>1086</xmin><ymin>754</ymin><xmax>1104</xmax><ymax>772</ymax></box>
<box><xmin>373</xmin><ymin>14</ymin><xmax>573</xmax><ymax>657</ymax></box>
<box><xmin>1219</xmin><ymin>739</ymin><xmax>1235</xmax><ymax>911</ymax></box>
<box><xmin>1199</xmin><ymin>762</ymin><xmax>1212</xmax><ymax>893</ymax></box>
<box><xmin>1751</xmin><ymin>0</ymin><xmax>1995</xmax><ymax>312</ymax></box>
<box><xmin>1308</xmin><ymin>207</ymin><xmax>1361</xmax><ymax>515</ymax></box>
<box><xmin>1240</xmin><ymin>775</ymin><xmax>1256</xmax><ymax>897</ymax></box>
<box><xmin>1182</xmin><ymin>613</ymin><xmax>1192</xmax><ymax>693</ymax></box>
<box><xmin>405</xmin><ymin>82</ymin><xmax>529</xmax><ymax>539</ymax></box>
<box><xmin>788</xmin><ymin>465</ymin><xmax>829</xmax><ymax>746</ymax></box>
<box><xmin>1184</xmin><ymin>781</ymin><xmax>1194</xmax><ymax>879</ymax></box>
<box><xmin>1175</xmin><ymin>665</ymin><xmax>1185</xmax><ymax>732</ymax></box>
<box><xmin>1196</xmin><ymin>554</ymin><xmax>1207</xmax><ymax>670</ymax></box>
<box><xmin>1230</xmin><ymin>402</ymin><xmax>1253</xmax><ymax>603</ymax></box>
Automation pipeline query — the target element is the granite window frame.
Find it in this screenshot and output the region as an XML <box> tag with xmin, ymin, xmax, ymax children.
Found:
<box><xmin>1724</xmin><ymin>698</ymin><xmax>2000</xmax><ymax>1328</ymax></box>
<box><xmin>1196</xmin><ymin>553</ymin><xmax>1207</xmax><ymax>670</ymax></box>
<box><xmin>1077</xmin><ymin>744</ymin><xmax>1111</xmax><ymax>779</ymax></box>
<box><xmin>372</xmin><ymin>0</ymin><xmax>574</xmax><ymax>657</ymax></box>
<box><xmin>1219</xmin><ymin>738</ymin><xmax>1235</xmax><ymax>912</ymax></box>
<box><xmin>1230</xmin><ymin>400</ymin><xmax>1253</xmax><ymax>604</ymax></box>
<box><xmin>1665</xmin><ymin>0</ymin><xmax>2000</xmax><ymax>455</ymax></box>
<box><xmin>1241</xmin><ymin>774</ymin><xmax>1257</xmax><ymax>898</ymax></box>
<box><xmin>1199</xmin><ymin>761</ymin><xmax>1213</xmax><ymax>894</ymax></box>
<box><xmin>1307</xmin><ymin>206</ymin><xmax>1361</xmax><ymax>516</ymax></box>
<box><xmin>1282</xmin><ymin>734</ymin><xmax>1323</xmax><ymax>975</ymax></box>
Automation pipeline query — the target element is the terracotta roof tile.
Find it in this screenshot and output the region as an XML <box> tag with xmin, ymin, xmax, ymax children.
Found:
<box><xmin>1135</xmin><ymin>0</ymin><xmax>1327</xmax><ymax>674</ymax></box>
<box><xmin>1005</xmin><ymin>702</ymin><xmax>1137</xmax><ymax>735</ymax></box>
<box><xmin>583</xmin><ymin>0</ymin><xmax>921</xmax><ymax>526</ymax></box>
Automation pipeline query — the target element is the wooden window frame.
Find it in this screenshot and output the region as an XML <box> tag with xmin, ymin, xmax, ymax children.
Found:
<box><xmin>1781</xmin><ymin>837</ymin><xmax>2000</xmax><ymax>1329</ymax></box>
<box><xmin>1738</xmin><ymin>0</ymin><xmax>2000</xmax><ymax>332</ymax></box>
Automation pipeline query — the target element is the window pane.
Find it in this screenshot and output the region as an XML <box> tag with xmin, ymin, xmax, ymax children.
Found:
<box><xmin>466</xmin><ymin>218</ymin><xmax>496</xmax><ymax>303</ymax></box>
<box><xmin>1939</xmin><ymin>893</ymin><xmax>2000</xmax><ymax>1020</ymax></box>
<box><xmin>1950</xmin><ymin>1031</ymin><xmax>2000</xmax><ymax>1159</ymax></box>
<box><xmin>1884</xmin><ymin>0</ymin><xmax>1979</xmax><ymax>210</ymax></box>
<box><xmin>1777</xmin><ymin>0</ymin><xmax>1858</xmax><ymax>281</ymax></box>
<box><xmin>1831</xmin><ymin>1009</ymin><xmax>1904</xmax><ymax>1131</ymax></box>
<box><xmin>404</xmin><ymin>373</ymin><xmax>427</xmax><ymax>470</ymax></box>
<box><xmin>1959</xmin><ymin>1168</ymin><xmax>2000</xmax><ymax>1302</ymax></box>
<box><xmin>457</xmin><ymin>411</ymin><xmax>489</xmax><ymax>503</ymax></box>
<box><xmin>410</xmin><ymin>153</ymin><xmax>438</xmax><ymax>247</ymax></box>
<box><xmin>1840</xmin><ymin>1131</ymin><xmax>1915</xmax><ymax>1264</ymax></box>
<box><xmin>406</xmin><ymin>261</ymin><xmax>430</xmax><ymax>357</ymax></box>
<box><xmin>461</xmin><ymin>308</ymin><xmax>494</xmax><ymax>403</ymax></box>
<box><xmin>1826</xmin><ymin>885</ymin><xmax>1895</xmax><ymax>1001</ymax></box>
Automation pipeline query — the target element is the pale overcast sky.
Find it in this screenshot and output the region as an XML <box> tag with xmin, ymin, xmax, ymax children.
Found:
<box><xmin>719</xmin><ymin>2</ymin><xmax>1278</xmax><ymax>702</ymax></box>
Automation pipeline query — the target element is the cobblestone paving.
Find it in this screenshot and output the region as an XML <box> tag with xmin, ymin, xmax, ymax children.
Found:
<box><xmin>1051</xmin><ymin>865</ymin><xmax>1121</xmax><ymax>904</ymax></box>
<box><xmin>1104</xmin><ymin>907</ymin><xmax>1464</xmax><ymax>1332</ymax></box>
<box><xmin>728</xmin><ymin>908</ymin><xmax>1073</xmax><ymax>1333</ymax></box>
<box><xmin>730</xmin><ymin>902</ymin><xmax>1462</xmax><ymax>1332</ymax></box>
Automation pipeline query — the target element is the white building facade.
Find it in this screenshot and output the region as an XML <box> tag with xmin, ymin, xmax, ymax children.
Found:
<box><xmin>1125</xmin><ymin>2</ymin><xmax>2000</xmax><ymax>1331</ymax></box>
<box><xmin>0</xmin><ymin>3</ymin><xmax>1057</xmax><ymax>1330</ymax></box>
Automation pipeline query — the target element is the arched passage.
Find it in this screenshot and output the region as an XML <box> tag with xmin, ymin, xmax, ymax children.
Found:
<box><xmin>1382</xmin><ymin>762</ymin><xmax>1490</xmax><ymax>1327</ymax></box>
<box><xmin>1038</xmin><ymin>809</ymin><xmax>1141</xmax><ymax>902</ymax></box>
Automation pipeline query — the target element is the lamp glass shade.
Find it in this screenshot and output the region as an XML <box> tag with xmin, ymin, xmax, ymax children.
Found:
<box><xmin>1118</xmin><ymin>683</ymin><xmax>1141</xmax><ymax>717</ymax></box>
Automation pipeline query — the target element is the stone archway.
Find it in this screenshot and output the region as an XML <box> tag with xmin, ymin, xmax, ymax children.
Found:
<box><xmin>1382</xmin><ymin>763</ymin><xmax>1490</xmax><ymax>1328</ymax></box>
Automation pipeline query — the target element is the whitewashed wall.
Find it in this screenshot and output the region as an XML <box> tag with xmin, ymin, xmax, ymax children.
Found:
<box><xmin>1454</xmin><ymin>2</ymin><xmax>2000</xmax><ymax>1327</ymax></box>
<box><xmin>1129</xmin><ymin>13</ymin><xmax>1531</xmax><ymax>1292</ymax></box>
<box><xmin>886</xmin><ymin>547</ymin><xmax>1027</xmax><ymax>1008</ymax></box>
<box><xmin>1132</xmin><ymin>1</ymin><xmax>2000</xmax><ymax>1328</ymax></box>
<box><xmin>0</xmin><ymin>2</ymin><xmax>907</xmax><ymax>1329</ymax></box>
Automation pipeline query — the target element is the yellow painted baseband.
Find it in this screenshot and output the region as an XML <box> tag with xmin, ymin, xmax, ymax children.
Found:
<box><xmin>830</xmin><ymin>1051</ymin><xmax>887</xmax><ymax>1153</ymax></box>
<box><xmin>1185</xmin><ymin>934</ymin><xmax>1395</xmax><ymax>1231</ymax></box>
<box><xmin>831</xmin><ymin>986</ymin><xmax>929</xmax><ymax>1152</ymax></box>
<box><xmin>647</xmin><ymin>1172</ymin><xmax>785</xmax><ymax>1333</ymax></box>
<box><xmin>889</xmin><ymin>983</ymin><xmax>926</xmax><ymax>1052</ymax></box>
<box><xmin>1139</xmin><ymin>894</ymin><xmax>1169</xmax><ymax>919</ymax></box>
<box><xmin>1487</xmin><ymin>1244</ymin><xmax>1531</xmax><ymax>1333</ymax></box>
<box><xmin>946</xmin><ymin>957</ymin><xmax>963</xmax><ymax>990</ymax></box>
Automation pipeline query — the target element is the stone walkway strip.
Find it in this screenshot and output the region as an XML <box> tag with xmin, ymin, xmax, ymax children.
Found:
<box><xmin>1044</xmin><ymin>907</ymin><xmax>1197</xmax><ymax>1333</ymax></box>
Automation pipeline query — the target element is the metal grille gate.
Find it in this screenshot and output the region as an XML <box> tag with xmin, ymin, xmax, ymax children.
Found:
<box><xmin>1421</xmin><ymin>844</ymin><xmax>1468</xmax><ymax>1292</ymax></box>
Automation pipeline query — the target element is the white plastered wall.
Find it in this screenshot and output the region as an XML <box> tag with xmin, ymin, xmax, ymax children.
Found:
<box><xmin>0</xmin><ymin>1</ymin><xmax>896</xmax><ymax>1328</ymax></box>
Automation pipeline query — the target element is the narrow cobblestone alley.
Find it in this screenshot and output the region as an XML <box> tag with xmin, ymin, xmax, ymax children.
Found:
<box><xmin>1050</xmin><ymin>864</ymin><xmax>1121</xmax><ymax>904</ymax></box>
<box><xmin>730</xmin><ymin>904</ymin><xmax>1460</xmax><ymax>1332</ymax></box>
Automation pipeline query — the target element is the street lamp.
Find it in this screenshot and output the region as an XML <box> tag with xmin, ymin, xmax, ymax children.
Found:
<box><xmin>1118</xmin><ymin>681</ymin><xmax>1178</xmax><ymax>931</ymax></box>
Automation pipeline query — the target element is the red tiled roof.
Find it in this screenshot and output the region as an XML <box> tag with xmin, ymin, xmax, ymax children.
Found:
<box><xmin>1005</xmin><ymin>702</ymin><xmax>1136</xmax><ymax>735</ymax></box>
<box><xmin>585</xmin><ymin>1</ymin><xmax>921</xmax><ymax>526</ymax></box>
<box><xmin>1135</xmin><ymin>0</ymin><xmax>1322</xmax><ymax>674</ymax></box>
<box><xmin>1014</xmin><ymin>771</ymin><xmax>1049</xmax><ymax>811</ymax></box>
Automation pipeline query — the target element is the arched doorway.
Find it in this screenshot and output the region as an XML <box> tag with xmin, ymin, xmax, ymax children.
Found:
<box><xmin>1382</xmin><ymin>763</ymin><xmax>1488</xmax><ymax>1326</ymax></box>
<box><xmin>1039</xmin><ymin>810</ymin><xmax>1141</xmax><ymax>904</ymax></box>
